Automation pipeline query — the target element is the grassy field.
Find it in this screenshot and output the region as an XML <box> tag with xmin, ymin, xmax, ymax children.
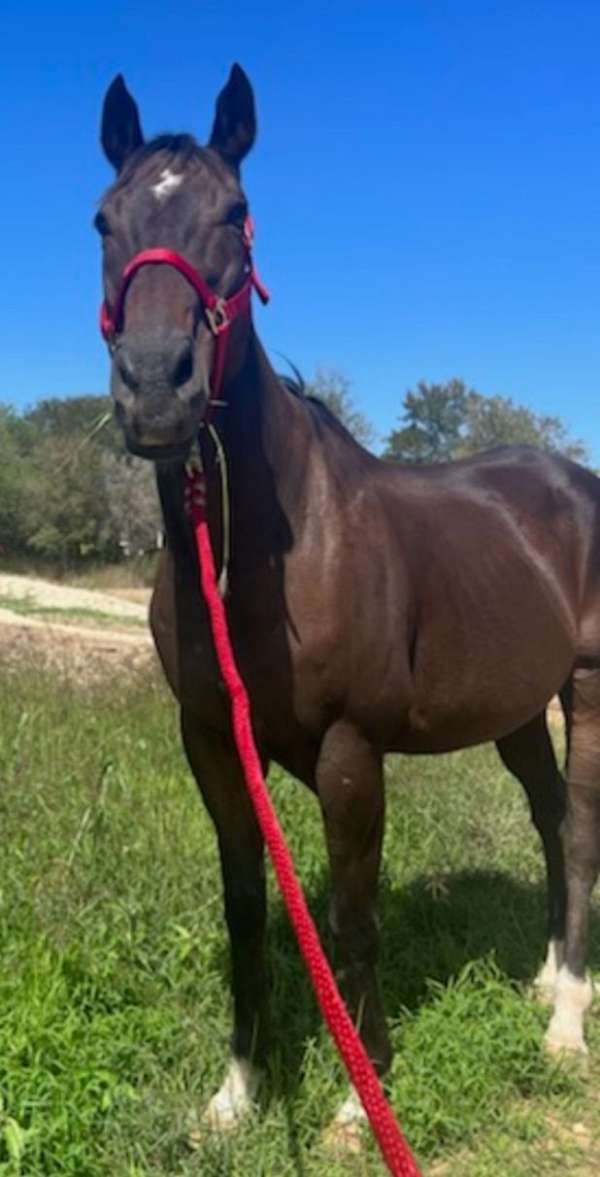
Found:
<box><xmin>0</xmin><ymin>665</ymin><xmax>598</xmax><ymax>1176</ymax></box>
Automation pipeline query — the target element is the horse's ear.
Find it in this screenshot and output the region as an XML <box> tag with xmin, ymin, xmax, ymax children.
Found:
<box><xmin>101</xmin><ymin>74</ymin><xmax>144</xmax><ymax>172</ymax></box>
<box><xmin>209</xmin><ymin>64</ymin><xmax>256</xmax><ymax>167</ymax></box>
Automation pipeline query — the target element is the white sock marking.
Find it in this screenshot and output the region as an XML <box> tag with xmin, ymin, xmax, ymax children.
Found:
<box><xmin>534</xmin><ymin>938</ymin><xmax>564</xmax><ymax>998</ymax></box>
<box><xmin>545</xmin><ymin>965</ymin><xmax>594</xmax><ymax>1055</ymax></box>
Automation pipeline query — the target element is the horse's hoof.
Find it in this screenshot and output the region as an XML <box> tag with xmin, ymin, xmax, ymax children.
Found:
<box><xmin>187</xmin><ymin>1057</ymin><xmax>261</xmax><ymax>1144</ymax></box>
<box><xmin>321</xmin><ymin>1118</ymin><xmax>365</xmax><ymax>1155</ymax></box>
<box><xmin>544</xmin><ymin>1028</ymin><xmax>589</xmax><ymax>1063</ymax></box>
<box><xmin>545</xmin><ymin>1035</ymin><xmax>589</xmax><ymax>1059</ymax></box>
<box><xmin>186</xmin><ymin>1099</ymin><xmax>251</xmax><ymax>1148</ymax></box>
<box><xmin>544</xmin><ymin>968</ymin><xmax>594</xmax><ymax>1065</ymax></box>
<box><xmin>202</xmin><ymin>1096</ymin><xmax>249</xmax><ymax>1133</ymax></box>
<box><xmin>531</xmin><ymin>980</ymin><xmax>556</xmax><ymax>1007</ymax></box>
<box><xmin>320</xmin><ymin>1089</ymin><xmax>367</xmax><ymax>1156</ymax></box>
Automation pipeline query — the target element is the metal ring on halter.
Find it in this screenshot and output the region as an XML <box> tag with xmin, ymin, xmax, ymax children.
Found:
<box><xmin>205</xmin><ymin>298</ymin><xmax>230</xmax><ymax>335</ymax></box>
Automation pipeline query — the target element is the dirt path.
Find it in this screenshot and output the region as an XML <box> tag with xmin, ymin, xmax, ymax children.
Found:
<box><xmin>0</xmin><ymin>573</ymin><xmax>154</xmax><ymax>680</ymax></box>
<box><xmin>0</xmin><ymin>572</ymin><xmax>150</xmax><ymax>620</ymax></box>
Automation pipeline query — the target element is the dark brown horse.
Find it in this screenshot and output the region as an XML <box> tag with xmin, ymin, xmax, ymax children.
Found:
<box><xmin>97</xmin><ymin>65</ymin><xmax>599</xmax><ymax>1145</ymax></box>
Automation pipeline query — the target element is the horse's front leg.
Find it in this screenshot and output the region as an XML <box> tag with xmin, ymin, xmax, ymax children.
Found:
<box><xmin>316</xmin><ymin>720</ymin><xmax>390</xmax><ymax>1151</ymax></box>
<box><xmin>181</xmin><ymin>708</ymin><xmax>269</xmax><ymax>1131</ymax></box>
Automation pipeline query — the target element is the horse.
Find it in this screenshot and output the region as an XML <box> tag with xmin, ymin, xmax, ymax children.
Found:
<box><xmin>96</xmin><ymin>64</ymin><xmax>599</xmax><ymax>1146</ymax></box>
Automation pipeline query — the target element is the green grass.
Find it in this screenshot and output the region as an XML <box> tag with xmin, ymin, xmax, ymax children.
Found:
<box><xmin>0</xmin><ymin>595</ymin><xmax>147</xmax><ymax>629</ymax></box>
<box><xmin>0</xmin><ymin>666</ymin><xmax>598</xmax><ymax>1175</ymax></box>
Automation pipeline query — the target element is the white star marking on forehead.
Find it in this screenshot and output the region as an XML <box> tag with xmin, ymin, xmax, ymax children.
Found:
<box><xmin>151</xmin><ymin>168</ymin><xmax>184</xmax><ymax>202</ymax></box>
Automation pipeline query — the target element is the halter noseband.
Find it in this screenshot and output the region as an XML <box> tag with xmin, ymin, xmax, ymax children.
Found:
<box><xmin>99</xmin><ymin>215</ymin><xmax>269</xmax><ymax>404</ymax></box>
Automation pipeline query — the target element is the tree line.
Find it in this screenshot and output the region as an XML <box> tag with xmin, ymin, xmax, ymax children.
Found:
<box><xmin>0</xmin><ymin>397</ymin><xmax>159</xmax><ymax>568</ymax></box>
<box><xmin>0</xmin><ymin>374</ymin><xmax>587</xmax><ymax>568</ymax></box>
<box><xmin>307</xmin><ymin>370</ymin><xmax>587</xmax><ymax>464</ymax></box>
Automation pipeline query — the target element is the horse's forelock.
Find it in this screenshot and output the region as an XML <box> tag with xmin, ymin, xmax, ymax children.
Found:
<box><xmin>108</xmin><ymin>134</ymin><xmax>214</xmax><ymax>195</ymax></box>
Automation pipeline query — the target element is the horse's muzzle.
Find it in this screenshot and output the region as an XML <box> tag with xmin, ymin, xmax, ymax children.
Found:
<box><xmin>110</xmin><ymin>329</ymin><xmax>208</xmax><ymax>460</ymax></box>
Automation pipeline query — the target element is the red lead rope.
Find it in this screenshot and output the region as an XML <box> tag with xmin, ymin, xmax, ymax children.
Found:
<box><xmin>186</xmin><ymin>469</ymin><xmax>422</xmax><ymax>1177</ymax></box>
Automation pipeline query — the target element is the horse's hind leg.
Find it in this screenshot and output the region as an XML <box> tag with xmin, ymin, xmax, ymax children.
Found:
<box><xmin>180</xmin><ymin>709</ymin><xmax>268</xmax><ymax>1130</ymax></box>
<box><xmin>496</xmin><ymin>712</ymin><xmax>567</xmax><ymax>1001</ymax></box>
<box><xmin>315</xmin><ymin>721</ymin><xmax>389</xmax><ymax>1150</ymax></box>
<box><xmin>546</xmin><ymin>668</ymin><xmax>600</xmax><ymax>1054</ymax></box>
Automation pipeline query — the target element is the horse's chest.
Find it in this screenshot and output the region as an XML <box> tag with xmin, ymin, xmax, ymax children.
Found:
<box><xmin>150</xmin><ymin>559</ymin><xmax>309</xmax><ymax>738</ymax></box>
<box><xmin>150</xmin><ymin>558</ymin><xmax>225</xmax><ymax>722</ymax></box>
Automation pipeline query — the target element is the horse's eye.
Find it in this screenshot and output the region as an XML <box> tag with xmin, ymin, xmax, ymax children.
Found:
<box><xmin>94</xmin><ymin>211</ymin><xmax>111</xmax><ymax>237</ymax></box>
<box><xmin>226</xmin><ymin>202</ymin><xmax>247</xmax><ymax>230</ymax></box>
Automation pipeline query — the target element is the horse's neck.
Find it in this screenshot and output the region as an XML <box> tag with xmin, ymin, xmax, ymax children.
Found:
<box><xmin>218</xmin><ymin>333</ymin><xmax>310</xmax><ymax>497</ymax></box>
<box><xmin>206</xmin><ymin>333</ymin><xmax>321</xmax><ymax>541</ymax></box>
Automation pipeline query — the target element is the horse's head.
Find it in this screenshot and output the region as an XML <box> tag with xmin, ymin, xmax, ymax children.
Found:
<box><xmin>97</xmin><ymin>66</ymin><xmax>256</xmax><ymax>460</ymax></box>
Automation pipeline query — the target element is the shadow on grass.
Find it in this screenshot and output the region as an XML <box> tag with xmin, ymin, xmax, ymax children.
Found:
<box><xmin>209</xmin><ymin>867</ymin><xmax>600</xmax><ymax>1103</ymax></box>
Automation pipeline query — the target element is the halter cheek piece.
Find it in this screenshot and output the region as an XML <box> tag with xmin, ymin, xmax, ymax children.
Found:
<box><xmin>99</xmin><ymin>215</ymin><xmax>269</xmax><ymax>406</ymax></box>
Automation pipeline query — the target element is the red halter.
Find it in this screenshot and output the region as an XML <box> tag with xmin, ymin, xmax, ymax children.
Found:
<box><xmin>99</xmin><ymin>215</ymin><xmax>269</xmax><ymax>404</ymax></box>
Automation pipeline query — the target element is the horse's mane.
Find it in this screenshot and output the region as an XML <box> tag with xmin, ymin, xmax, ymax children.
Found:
<box><xmin>305</xmin><ymin>397</ymin><xmax>362</xmax><ymax>443</ymax></box>
<box><xmin>277</xmin><ymin>368</ymin><xmax>363</xmax><ymax>446</ymax></box>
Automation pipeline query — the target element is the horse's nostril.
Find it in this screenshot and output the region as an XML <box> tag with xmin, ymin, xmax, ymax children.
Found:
<box><xmin>172</xmin><ymin>338</ymin><xmax>194</xmax><ymax>388</ymax></box>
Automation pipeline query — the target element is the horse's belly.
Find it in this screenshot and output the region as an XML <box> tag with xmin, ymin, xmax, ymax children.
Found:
<box><xmin>380</xmin><ymin>533</ymin><xmax>578</xmax><ymax>752</ymax></box>
<box><xmin>392</xmin><ymin>694</ymin><xmax>559</xmax><ymax>754</ymax></box>
<box><xmin>391</xmin><ymin>629</ymin><xmax>573</xmax><ymax>753</ymax></box>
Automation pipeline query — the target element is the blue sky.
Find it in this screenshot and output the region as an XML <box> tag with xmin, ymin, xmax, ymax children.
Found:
<box><xmin>3</xmin><ymin>1</ymin><xmax>600</xmax><ymax>456</ymax></box>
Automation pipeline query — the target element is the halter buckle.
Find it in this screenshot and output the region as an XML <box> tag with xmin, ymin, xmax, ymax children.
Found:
<box><xmin>205</xmin><ymin>298</ymin><xmax>230</xmax><ymax>335</ymax></box>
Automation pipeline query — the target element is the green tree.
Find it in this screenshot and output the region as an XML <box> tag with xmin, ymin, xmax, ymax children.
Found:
<box><xmin>102</xmin><ymin>452</ymin><xmax>161</xmax><ymax>556</ymax></box>
<box><xmin>383</xmin><ymin>379</ymin><xmax>470</xmax><ymax>463</ymax></box>
<box><xmin>305</xmin><ymin>368</ymin><xmax>376</xmax><ymax>450</ymax></box>
<box><xmin>20</xmin><ymin>436</ymin><xmax>119</xmax><ymax>567</ymax></box>
<box><xmin>0</xmin><ymin>394</ymin><xmax>160</xmax><ymax>568</ymax></box>
<box><xmin>0</xmin><ymin>407</ymin><xmax>30</xmax><ymax>552</ymax></box>
<box><xmin>1</xmin><ymin>394</ymin><xmax>161</xmax><ymax>567</ymax></box>
<box><xmin>24</xmin><ymin>396</ymin><xmax>119</xmax><ymax>451</ymax></box>
<box><xmin>463</xmin><ymin>395</ymin><xmax>587</xmax><ymax>461</ymax></box>
<box><xmin>383</xmin><ymin>379</ymin><xmax>587</xmax><ymax>464</ymax></box>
